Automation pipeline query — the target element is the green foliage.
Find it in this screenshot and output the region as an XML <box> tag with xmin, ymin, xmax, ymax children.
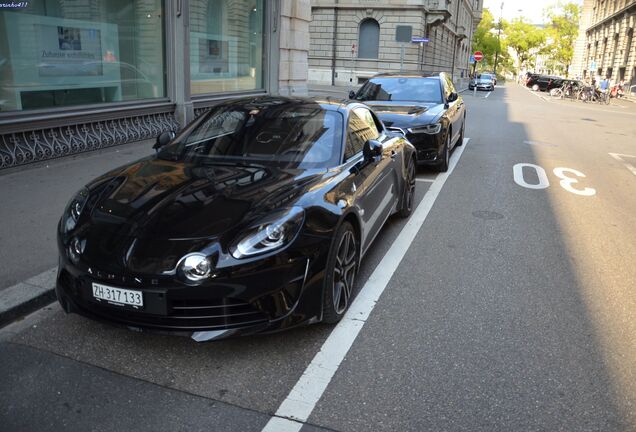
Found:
<box><xmin>542</xmin><ymin>2</ymin><xmax>581</xmax><ymax>76</ymax></box>
<box><xmin>504</xmin><ymin>18</ymin><xmax>547</xmax><ymax>69</ymax></box>
<box><xmin>471</xmin><ymin>8</ymin><xmax>514</xmax><ymax>74</ymax></box>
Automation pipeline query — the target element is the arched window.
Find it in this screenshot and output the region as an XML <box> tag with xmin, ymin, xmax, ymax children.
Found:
<box><xmin>358</xmin><ymin>19</ymin><xmax>380</xmax><ymax>59</ymax></box>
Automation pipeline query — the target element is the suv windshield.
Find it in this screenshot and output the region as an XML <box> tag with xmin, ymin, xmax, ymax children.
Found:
<box><xmin>355</xmin><ymin>77</ymin><xmax>443</xmax><ymax>103</ymax></box>
<box><xmin>158</xmin><ymin>104</ymin><xmax>344</xmax><ymax>169</ymax></box>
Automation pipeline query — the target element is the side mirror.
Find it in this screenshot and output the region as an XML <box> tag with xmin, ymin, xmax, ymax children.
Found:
<box><xmin>363</xmin><ymin>139</ymin><xmax>383</xmax><ymax>161</ymax></box>
<box><xmin>348</xmin><ymin>90</ymin><xmax>356</xmax><ymax>99</ymax></box>
<box><xmin>154</xmin><ymin>130</ymin><xmax>176</xmax><ymax>151</ymax></box>
<box><xmin>447</xmin><ymin>92</ymin><xmax>458</xmax><ymax>102</ymax></box>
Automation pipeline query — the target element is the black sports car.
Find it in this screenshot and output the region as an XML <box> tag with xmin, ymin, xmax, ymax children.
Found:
<box><xmin>350</xmin><ymin>72</ymin><xmax>466</xmax><ymax>172</ymax></box>
<box><xmin>56</xmin><ymin>96</ymin><xmax>417</xmax><ymax>341</ymax></box>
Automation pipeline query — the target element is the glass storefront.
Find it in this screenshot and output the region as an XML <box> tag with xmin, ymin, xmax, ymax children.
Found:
<box><xmin>0</xmin><ymin>0</ymin><xmax>166</xmax><ymax>112</ymax></box>
<box><xmin>190</xmin><ymin>0</ymin><xmax>264</xmax><ymax>95</ymax></box>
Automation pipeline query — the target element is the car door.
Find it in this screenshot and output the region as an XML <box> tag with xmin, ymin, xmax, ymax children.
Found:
<box><xmin>346</xmin><ymin>107</ymin><xmax>399</xmax><ymax>254</ymax></box>
<box><xmin>442</xmin><ymin>74</ymin><xmax>464</xmax><ymax>147</ymax></box>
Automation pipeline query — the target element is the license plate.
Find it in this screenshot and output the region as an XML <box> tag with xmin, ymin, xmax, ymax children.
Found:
<box><xmin>92</xmin><ymin>282</ymin><xmax>143</xmax><ymax>309</ymax></box>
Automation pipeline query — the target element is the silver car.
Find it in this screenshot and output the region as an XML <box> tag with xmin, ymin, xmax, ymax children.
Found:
<box><xmin>469</xmin><ymin>73</ymin><xmax>495</xmax><ymax>91</ymax></box>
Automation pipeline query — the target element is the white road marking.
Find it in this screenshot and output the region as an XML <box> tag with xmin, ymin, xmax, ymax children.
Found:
<box><xmin>485</xmin><ymin>92</ymin><xmax>491</xmax><ymax>98</ymax></box>
<box><xmin>261</xmin><ymin>137</ymin><xmax>471</xmax><ymax>432</ymax></box>
<box><xmin>513</xmin><ymin>163</ymin><xmax>550</xmax><ymax>190</ymax></box>
<box><xmin>415</xmin><ymin>178</ymin><xmax>435</xmax><ymax>183</ymax></box>
<box><xmin>609</xmin><ymin>153</ymin><xmax>636</xmax><ymax>176</ymax></box>
<box><xmin>522</xmin><ymin>140</ymin><xmax>558</xmax><ymax>148</ymax></box>
<box><xmin>553</xmin><ymin>167</ymin><xmax>596</xmax><ymax>196</ymax></box>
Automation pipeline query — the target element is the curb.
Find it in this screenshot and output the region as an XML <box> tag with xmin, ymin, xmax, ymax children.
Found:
<box><xmin>0</xmin><ymin>268</ymin><xmax>57</xmax><ymax>327</ymax></box>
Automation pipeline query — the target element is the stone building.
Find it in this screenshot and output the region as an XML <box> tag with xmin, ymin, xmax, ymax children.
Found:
<box><xmin>308</xmin><ymin>0</ymin><xmax>483</xmax><ymax>88</ymax></box>
<box><xmin>0</xmin><ymin>0</ymin><xmax>311</xmax><ymax>170</ymax></box>
<box><xmin>571</xmin><ymin>0</ymin><xmax>636</xmax><ymax>86</ymax></box>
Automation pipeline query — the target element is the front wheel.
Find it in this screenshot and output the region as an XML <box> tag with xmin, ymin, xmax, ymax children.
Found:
<box><xmin>322</xmin><ymin>222</ymin><xmax>358</xmax><ymax>324</ymax></box>
<box><xmin>437</xmin><ymin>132</ymin><xmax>450</xmax><ymax>173</ymax></box>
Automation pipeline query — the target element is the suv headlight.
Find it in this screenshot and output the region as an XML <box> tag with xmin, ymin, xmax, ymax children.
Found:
<box><xmin>230</xmin><ymin>207</ymin><xmax>304</xmax><ymax>259</ymax></box>
<box><xmin>408</xmin><ymin>123</ymin><xmax>442</xmax><ymax>134</ymax></box>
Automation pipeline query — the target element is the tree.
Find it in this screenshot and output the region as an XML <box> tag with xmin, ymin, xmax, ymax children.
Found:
<box><xmin>505</xmin><ymin>18</ymin><xmax>547</xmax><ymax>70</ymax></box>
<box><xmin>472</xmin><ymin>9</ymin><xmax>500</xmax><ymax>70</ymax></box>
<box><xmin>543</xmin><ymin>2</ymin><xmax>581</xmax><ymax>77</ymax></box>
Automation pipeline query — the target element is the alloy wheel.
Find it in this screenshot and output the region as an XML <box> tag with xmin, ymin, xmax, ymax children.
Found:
<box><xmin>332</xmin><ymin>230</ymin><xmax>357</xmax><ymax>314</ymax></box>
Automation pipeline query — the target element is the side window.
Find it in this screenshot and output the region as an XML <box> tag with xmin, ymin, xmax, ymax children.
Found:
<box><xmin>345</xmin><ymin>109</ymin><xmax>379</xmax><ymax>160</ymax></box>
<box><xmin>445</xmin><ymin>74</ymin><xmax>457</xmax><ymax>94</ymax></box>
<box><xmin>441</xmin><ymin>75</ymin><xmax>452</xmax><ymax>100</ymax></box>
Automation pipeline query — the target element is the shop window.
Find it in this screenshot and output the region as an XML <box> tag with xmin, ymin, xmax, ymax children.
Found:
<box><xmin>0</xmin><ymin>0</ymin><xmax>166</xmax><ymax>112</ymax></box>
<box><xmin>190</xmin><ymin>0</ymin><xmax>264</xmax><ymax>95</ymax></box>
<box><xmin>358</xmin><ymin>19</ymin><xmax>379</xmax><ymax>59</ymax></box>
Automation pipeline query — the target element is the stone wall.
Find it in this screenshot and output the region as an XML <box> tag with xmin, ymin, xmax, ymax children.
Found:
<box><xmin>581</xmin><ymin>0</ymin><xmax>636</xmax><ymax>86</ymax></box>
<box><xmin>278</xmin><ymin>0</ymin><xmax>311</xmax><ymax>95</ymax></box>
<box><xmin>309</xmin><ymin>0</ymin><xmax>483</xmax><ymax>89</ymax></box>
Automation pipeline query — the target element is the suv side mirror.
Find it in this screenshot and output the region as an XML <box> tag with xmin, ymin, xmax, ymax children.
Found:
<box><xmin>154</xmin><ymin>130</ymin><xmax>176</xmax><ymax>151</ymax></box>
<box><xmin>447</xmin><ymin>92</ymin><xmax>458</xmax><ymax>102</ymax></box>
<box><xmin>348</xmin><ymin>90</ymin><xmax>356</xmax><ymax>99</ymax></box>
<box><xmin>363</xmin><ymin>139</ymin><xmax>383</xmax><ymax>161</ymax></box>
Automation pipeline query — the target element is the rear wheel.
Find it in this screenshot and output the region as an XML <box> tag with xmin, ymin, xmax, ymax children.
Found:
<box><xmin>398</xmin><ymin>157</ymin><xmax>416</xmax><ymax>218</ymax></box>
<box><xmin>322</xmin><ymin>222</ymin><xmax>358</xmax><ymax>324</ymax></box>
<box><xmin>532</xmin><ymin>84</ymin><xmax>539</xmax><ymax>91</ymax></box>
<box><xmin>456</xmin><ymin>117</ymin><xmax>465</xmax><ymax>146</ymax></box>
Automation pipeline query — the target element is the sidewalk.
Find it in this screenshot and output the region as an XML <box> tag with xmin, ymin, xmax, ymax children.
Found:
<box><xmin>0</xmin><ymin>139</ymin><xmax>154</xmax><ymax>325</ymax></box>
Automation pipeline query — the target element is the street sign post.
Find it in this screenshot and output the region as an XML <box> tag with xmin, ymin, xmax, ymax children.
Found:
<box><xmin>396</xmin><ymin>26</ymin><xmax>413</xmax><ymax>72</ymax></box>
<box><xmin>411</xmin><ymin>37</ymin><xmax>429</xmax><ymax>43</ymax></box>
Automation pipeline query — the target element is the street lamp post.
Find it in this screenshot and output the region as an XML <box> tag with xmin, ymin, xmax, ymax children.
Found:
<box><xmin>493</xmin><ymin>2</ymin><xmax>504</xmax><ymax>76</ymax></box>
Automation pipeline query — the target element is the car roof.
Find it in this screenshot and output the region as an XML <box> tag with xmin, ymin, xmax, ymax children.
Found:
<box><xmin>368</xmin><ymin>72</ymin><xmax>443</xmax><ymax>79</ymax></box>
<box><xmin>219</xmin><ymin>95</ymin><xmax>355</xmax><ymax>112</ymax></box>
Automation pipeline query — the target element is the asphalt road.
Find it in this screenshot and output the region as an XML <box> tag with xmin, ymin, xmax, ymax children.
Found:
<box><xmin>1</xmin><ymin>84</ymin><xmax>636</xmax><ymax>431</ymax></box>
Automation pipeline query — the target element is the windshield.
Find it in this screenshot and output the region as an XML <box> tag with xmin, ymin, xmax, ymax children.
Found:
<box><xmin>355</xmin><ymin>77</ymin><xmax>443</xmax><ymax>103</ymax></box>
<box><xmin>478</xmin><ymin>74</ymin><xmax>493</xmax><ymax>80</ymax></box>
<box><xmin>158</xmin><ymin>104</ymin><xmax>344</xmax><ymax>169</ymax></box>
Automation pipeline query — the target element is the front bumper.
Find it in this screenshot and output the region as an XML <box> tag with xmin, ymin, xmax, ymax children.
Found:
<box><xmin>404</xmin><ymin>131</ymin><xmax>444</xmax><ymax>165</ymax></box>
<box><xmin>55</xmin><ymin>241</ymin><xmax>330</xmax><ymax>341</ymax></box>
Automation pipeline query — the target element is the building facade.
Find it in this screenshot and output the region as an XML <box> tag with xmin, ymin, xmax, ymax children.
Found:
<box><xmin>0</xmin><ymin>0</ymin><xmax>311</xmax><ymax>170</ymax></box>
<box><xmin>308</xmin><ymin>0</ymin><xmax>483</xmax><ymax>88</ymax></box>
<box><xmin>571</xmin><ymin>0</ymin><xmax>636</xmax><ymax>85</ymax></box>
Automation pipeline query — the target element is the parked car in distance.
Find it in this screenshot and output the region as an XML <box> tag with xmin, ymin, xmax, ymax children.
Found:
<box><xmin>350</xmin><ymin>72</ymin><xmax>465</xmax><ymax>172</ymax></box>
<box><xmin>527</xmin><ymin>75</ymin><xmax>561</xmax><ymax>92</ymax></box>
<box><xmin>56</xmin><ymin>96</ymin><xmax>418</xmax><ymax>341</ymax></box>
<box><xmin>469</xmin><ymin>73</ymin><xmax>496</xmax><ymax>91</ymax></box>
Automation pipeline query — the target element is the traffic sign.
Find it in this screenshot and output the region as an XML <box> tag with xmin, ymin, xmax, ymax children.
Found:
<box><xmin>469</xmin><ymin>54</ymin><xmax>475</xmax><ymax>63</ymax></box>
<box><xmin>474</xmin><ymin>51</ymin><xmax>484</xmax><ymax>62</ymax></box>
<box><xmin>411</xmin><ymin>37</ymin><xmax>429</xmax><ymax>43</ymax></box>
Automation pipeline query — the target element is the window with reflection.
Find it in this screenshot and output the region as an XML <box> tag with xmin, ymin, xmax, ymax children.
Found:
<box><xmin>0</xmin><ymin>0</ymin><xmax>165</xmax><ymax>112</ymax></box>
<box><xmin>190</xmin><ymin>0</ymin><xmax>264</xmax><ymax>95</ymax></box>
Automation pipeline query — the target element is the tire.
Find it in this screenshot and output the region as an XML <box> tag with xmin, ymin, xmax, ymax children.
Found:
<box><xmin>456</xmin><ymin>116</ymin><xmax>465</xmax><ymax>146</ymax></box>
<box><xmin>322</xmin><ymin>222</ymin><xmax>358</xmax><ymax>324</ymax></box>
<box><xmin>532</xmin><ymin>84</ymin><xmax>539</xmax><ymax>91</ymax></box>
<box><xmin>438</xmin><ymin>132</ymin><xmax>450</xmax><ymax>173</ymax></box>
<box><xmin>398</xmin><ymin>157</ymin><xmax>416</xmax><ymax>218</ymax></box>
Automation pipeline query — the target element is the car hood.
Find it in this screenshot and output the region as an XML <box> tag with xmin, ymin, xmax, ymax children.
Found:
<box><xmin>363</xmin><ymin>101</ymin><xmax>443</xmax><ymax>128</ymax></box>
<box><xmin>73</xmin><ymin>157</ymin><xmax>324</xmax><ymax>274</ymax></box>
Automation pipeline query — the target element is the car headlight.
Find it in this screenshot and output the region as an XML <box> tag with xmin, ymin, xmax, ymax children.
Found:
<box><xmin>177</xmin><ymin>253</ymin><xmax>213</xmax><ymax>282</ymax></box>
<box><xmin>63</xmin><ymin>187</ymin><xmax>89</xmax><ymax>232</ymax></box>
<box><xmin>230</xmin><ymin>207</ymin><xmax>304</xmax><ymax>259</ymax></box>
<box><xmin>408</xmin><ymin>123</ymin><xmax>442</xmax><ymax>134</ymax></box>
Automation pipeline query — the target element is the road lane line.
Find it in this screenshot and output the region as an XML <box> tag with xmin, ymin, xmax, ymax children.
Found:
<box><xmin>485</xmin><ymin>92</ymin><xmax>491</xmax><ymax>98</ymax></box>
<box><xmin>415</xmin><ymin>178</ymin><xmax>435</xmax><ymax>183</ymax></box>
<box><xmin>261</xmin><ymin>138</ymin><xmax>471</xmax><ymax>432</ymax></box>
<box><xmin>609</xmin><ymin>153</ymin><xmax>636</xmax><ymax>176</ymax></box>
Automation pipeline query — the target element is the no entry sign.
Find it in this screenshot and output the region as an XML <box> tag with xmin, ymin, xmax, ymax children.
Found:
<box><xmin>474</xmin><ymin>51</ymin><xmax>484</xmax><ymax>62</ymax></box>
